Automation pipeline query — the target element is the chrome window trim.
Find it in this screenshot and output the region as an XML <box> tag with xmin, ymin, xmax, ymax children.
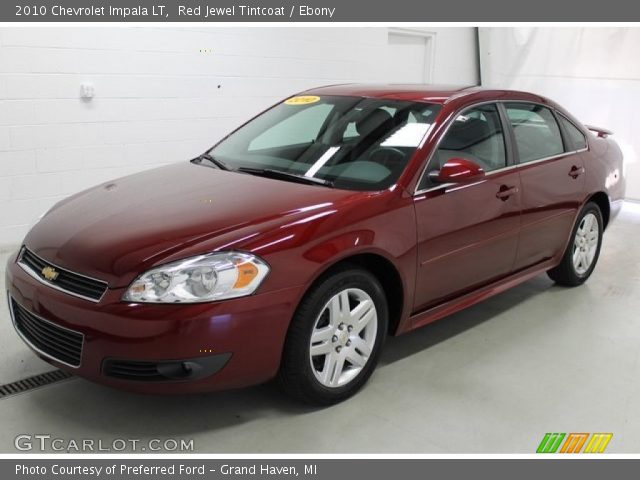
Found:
<box><xmin>7</xmin><ymin>294</ymin><xmax>84</xmax><ymax>369</ymax></box>
<box><xmin>413</xmin><ymin>99</ymin><xmax>588</xmax><ymax>196</ymax></box>
<box><xmin>17</xmin><ymin>248</ymin><xmax>108</xmax><ymax>303</ymax></box>
<box><xmin>415</xmin><ymin>147</ymin><xmax>588</xmax><ymax>195</ymax></box>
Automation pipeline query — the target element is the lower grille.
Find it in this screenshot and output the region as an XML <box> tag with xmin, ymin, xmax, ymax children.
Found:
<box><xmin>10</xmin><ymin>299</ymin><xmax>84</xmax><ymax>368</ymax></box>
<box><xmin>102</xmin><ymin>359</ymin><xmax>167</xmax><ymax>382</ymax></box>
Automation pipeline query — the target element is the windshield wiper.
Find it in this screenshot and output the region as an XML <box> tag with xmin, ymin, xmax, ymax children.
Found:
<box><xmin>193</xmin><ymin>153</ymin><xmax>230</xmax><ymax>171</ymax></box>
<box><xmin>237</xmin><ymin>167</ymin><xmax>334</xmax><ymax>187</ymax></box>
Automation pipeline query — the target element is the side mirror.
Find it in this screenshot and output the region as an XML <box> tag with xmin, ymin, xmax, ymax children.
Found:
<box><xmin>428</xmin><ymin>157</ymin><xmax>485</xmax><ymax>184</ymax></box>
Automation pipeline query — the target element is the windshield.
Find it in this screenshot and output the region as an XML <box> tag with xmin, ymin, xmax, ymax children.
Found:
<box><xmin>207</xmin><ymin>95</ymin><xmax>441</xmax><ymax>191</ymax></box>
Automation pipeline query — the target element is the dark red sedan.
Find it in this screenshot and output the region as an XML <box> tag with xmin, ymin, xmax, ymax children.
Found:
<box><xmin>5</xmin><ymin>85</ymin><xmax>625</xmax><ymax>404</ymax></box>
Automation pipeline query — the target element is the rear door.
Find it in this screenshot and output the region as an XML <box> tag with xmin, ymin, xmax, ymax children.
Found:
<box><xmin>413</xmin><ymin>103</ymin><xmax>521</xmax><ymax>312</ymax></box>
<box><xmin>504</xmin><ymin>103</ymin><xmax>587</xmax><ymax>271</ymax></box>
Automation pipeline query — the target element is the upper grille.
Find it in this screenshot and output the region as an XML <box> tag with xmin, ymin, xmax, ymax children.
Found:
<box><xmin>10</xmin><ymin>298</ymin><xmax>84</xmax><ymax>368</ymax></box>
<box><xmin>18</xmin><ymin>248</ymin><xmax>108</xmax><ymax>302</ymax></box>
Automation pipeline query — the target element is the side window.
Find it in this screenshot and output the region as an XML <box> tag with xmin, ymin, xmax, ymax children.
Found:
<box><xmin>420</xmin><ymin>103</ymin><xmax>506</xmax><ymax>189</ymax></box>
<box><xmin>249</xmin><ymin>103</ymin><xmax>333</xmax><ymax>151</ymax></box>
<box><xmin>558</xmin><ymin>114</ymin><xmax>588</xmax><ymax>151</ymax></box>
<box><xmin>506</xmin><ymin>103</ymin><xmax>564</xmax><ymax>163</ymax></box>
<box><xmin>343</xmin><ymin>122</ymin><xmax>359</xmax><ymax>139</ymax></box>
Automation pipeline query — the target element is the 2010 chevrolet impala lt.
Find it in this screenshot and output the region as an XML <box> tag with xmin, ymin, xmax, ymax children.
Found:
<box><xmin>5</xmin><ymin>85</ymin><xmax>625</xmax><ymax>404</ymax></box>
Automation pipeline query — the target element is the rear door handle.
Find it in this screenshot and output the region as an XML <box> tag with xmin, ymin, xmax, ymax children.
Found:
<box><xmin>569</xmin><ymin>165</ymin><xmax>585</xmax><ymax>179</ymax></box>
<box><xmin>496</xmin><ymin>185</ymin><xmax>519</xmax><ymax>201</ymax></box>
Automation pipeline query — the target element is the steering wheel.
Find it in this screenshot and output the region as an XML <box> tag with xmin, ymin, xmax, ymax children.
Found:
<box><xmin>368</xmin><ymin>147</ymin><xmax>406</xmax><ymax>169</ymax></box>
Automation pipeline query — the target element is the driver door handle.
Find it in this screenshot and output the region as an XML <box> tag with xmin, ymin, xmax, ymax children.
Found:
<box><xmin>496</xmin><ymin>185</ymin><xmax>519</xmax><ymax>201</ymax></box>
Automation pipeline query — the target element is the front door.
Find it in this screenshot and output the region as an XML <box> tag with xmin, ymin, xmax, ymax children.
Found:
<box><xmin>413</xmin><ymin>103</ymin><xmax>521</xmax><ymax>312</ymax></box>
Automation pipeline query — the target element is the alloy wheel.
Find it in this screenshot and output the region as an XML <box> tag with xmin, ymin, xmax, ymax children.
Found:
<box><xmin>308</xmin><ymin>288</ymin><xmax>378</xmax><ymax>388</ymax></box>
<box><xmin>572</xmin><ymin>212</ymin><xmax>599</xmax><ymax>275</ymax></box>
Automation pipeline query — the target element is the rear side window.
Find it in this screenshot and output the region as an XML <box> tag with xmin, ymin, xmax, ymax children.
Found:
<box><xmin>506</xmin><ymin>103</ymin><xmax>564</xmax><ymax>163</ymax></box>
<box><xmin>558</xmin><ymin>114</ymin><xmax>588</xmax><ymax>150</ymax></box>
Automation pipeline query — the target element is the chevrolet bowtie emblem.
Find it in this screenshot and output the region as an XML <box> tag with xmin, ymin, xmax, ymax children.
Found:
<box><xmin>41</xmin><ymin>266</ymin><xmax>59</xmax><ymax>281</ymax></box>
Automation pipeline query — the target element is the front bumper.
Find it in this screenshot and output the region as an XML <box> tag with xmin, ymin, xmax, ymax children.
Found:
<box><xmin>5</xmin><ymin>250</ymin><xmax>303</xmax><ymax>394</ymax></box>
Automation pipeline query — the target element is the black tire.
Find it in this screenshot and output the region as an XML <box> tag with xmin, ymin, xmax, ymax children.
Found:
<box><xmin>547</xmin><ymin>202</ymin><xmax>604</xmax><ymax>286</ymax></box>
<box><xmin>278</xmin><ymin>266</ymin><xmax>388</xmax><ymax>405</ymax></box>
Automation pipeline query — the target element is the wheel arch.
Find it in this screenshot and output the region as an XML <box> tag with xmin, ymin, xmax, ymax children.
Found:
<box><xmin>301</xmin><ymin>252</ymin><xmax>406</xmax><ymax>336</ymax></box>
<box><xmin>587</xmin><ymin>191</ymin><xmax>610</xmax><ymax>230</ymax></box>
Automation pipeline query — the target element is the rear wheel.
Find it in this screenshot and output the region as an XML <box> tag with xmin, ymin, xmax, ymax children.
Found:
<box><xmin>278</xmin><ymin>267</ymin><xmax>387</xmax><ymax>405</ymax></box>
<box><xmin>547</xmin><ymin>202</ymin><xmax>603</xmax><ymax>286</ymax></box>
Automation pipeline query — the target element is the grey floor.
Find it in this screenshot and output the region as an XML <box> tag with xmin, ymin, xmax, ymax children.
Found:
<box><xmin>1</xmin><ymin>202</ymin><xmax>639</xmax><ymax>454</ymax></box>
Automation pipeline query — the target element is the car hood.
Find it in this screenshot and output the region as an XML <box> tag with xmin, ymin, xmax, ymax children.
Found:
<box><xmin>24</xmin><ymin>162</ymin><xmax>361</xmax><ymax>288</ymax></box>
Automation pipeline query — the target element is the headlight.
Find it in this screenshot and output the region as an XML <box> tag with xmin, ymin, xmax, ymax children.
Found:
<box><xmin>122</xmin><ymin>252</ymin><xmax>270</xmax><ymax>303</ymax></box>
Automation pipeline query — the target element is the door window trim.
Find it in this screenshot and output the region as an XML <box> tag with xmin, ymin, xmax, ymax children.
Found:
<box><xmin>414</xmin><ymin>100</ymin><xmax>588</xmax><ymax>196</ymax></box>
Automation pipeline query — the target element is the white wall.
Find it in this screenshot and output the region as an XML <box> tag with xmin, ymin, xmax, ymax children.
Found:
<box><xmin>430</xmin><ymin>28</ymin><xmax>478</xmax><ymax>85</ymax></box>
<box><xmin>0</xmin><ymin>27</ymin><xmax>478</xmax><ymax>247</ymax></box>
<box><xmin>479</xmin><ymin>27</ymin><xmax>640</xmax><ymax>200</ymax></box>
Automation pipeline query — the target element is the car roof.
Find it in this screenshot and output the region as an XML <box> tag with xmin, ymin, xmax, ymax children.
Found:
<box><xmin>302</xmin><ymin>84</ymin><xmax>551</xmax><ymax>106</ymax></box>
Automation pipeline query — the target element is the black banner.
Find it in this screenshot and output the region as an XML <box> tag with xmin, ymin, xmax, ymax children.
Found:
<box><xmin>3</xmin><ymin>0</ymin><xmax>640</xmax><ymax>22</ymax></box>
<box><xmin>4</xmin><ymin>459</ymin><xmax>640</xmax><ymax>480</ymax></box>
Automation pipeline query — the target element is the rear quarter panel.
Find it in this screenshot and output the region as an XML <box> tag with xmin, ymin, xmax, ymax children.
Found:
<box><xmin>583</xmin><ymin>134</ymin><xmax>625</xmax><ymax>222</ymax></box>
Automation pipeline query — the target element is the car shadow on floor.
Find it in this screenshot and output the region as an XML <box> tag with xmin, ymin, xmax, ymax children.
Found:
<box><xmin>20</xmin><ymin>275</ymin><xmax>557</xmax><ymax>444</ymax></box>
<box><xmin>379</xmin><ymin>275</ymin><xmax>556</xmax><ymax>366</ymax></box>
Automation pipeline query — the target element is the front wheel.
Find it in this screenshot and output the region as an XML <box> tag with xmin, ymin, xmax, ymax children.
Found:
<box><xmin>278</xmin><ymin>267</ymin><xmax>388</xmax><ymax>405</ymax></box>
<box><xmin>548</xmin><ymin>202</ymin><xmax>603</xmax><ymax>286</ymax></box>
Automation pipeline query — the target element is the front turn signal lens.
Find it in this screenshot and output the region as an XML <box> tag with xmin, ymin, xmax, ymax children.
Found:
<box><xmin>233</xmin><ymin>261</ymin><xmax>259</xmax><ymax>289</ymax></box>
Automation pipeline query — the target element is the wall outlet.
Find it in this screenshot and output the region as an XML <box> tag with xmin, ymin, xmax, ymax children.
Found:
<box><xmin>80</xmin><ymin>82</ymin><xmax>95</xmax><ymax>100</ymax></box>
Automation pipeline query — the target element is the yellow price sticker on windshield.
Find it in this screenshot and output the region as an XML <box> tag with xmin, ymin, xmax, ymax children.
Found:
<box><xmin>284</xmin><ymin>95</ymin><xmax>320</xmax><ymax>105</ymax></box>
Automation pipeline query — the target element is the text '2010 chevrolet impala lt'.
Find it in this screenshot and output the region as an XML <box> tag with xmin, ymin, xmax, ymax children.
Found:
<box><xmin>5</xmin><ymin>85</ymin><xmax>625</xmax><ymax>404</ymax></box>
